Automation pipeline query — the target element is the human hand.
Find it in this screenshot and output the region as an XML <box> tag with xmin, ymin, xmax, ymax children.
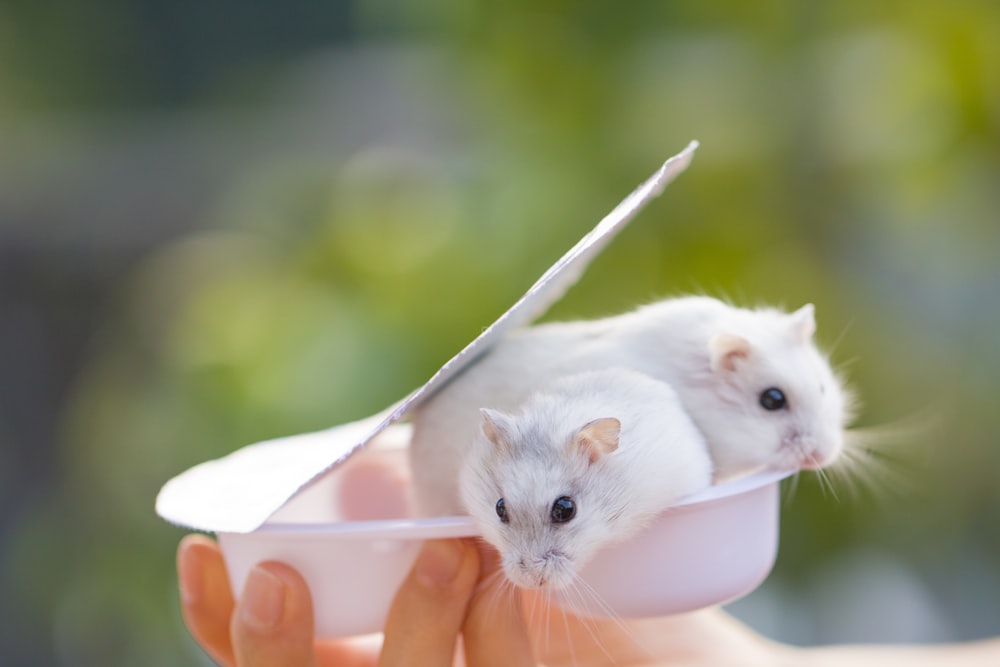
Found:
<box><xmin>180</xmin><ymin>532</ymin><xmax>1000</xmax><ymax>667</ymax></box>
<box><xmin>176</xmin><ymin>534</ymin><xmax>535</xmax><ymax>666</ymax></box>
<box><xmin>177</xmin><ymin>530</ymin><xmax>786</xmax><ymax>667</ymax></box>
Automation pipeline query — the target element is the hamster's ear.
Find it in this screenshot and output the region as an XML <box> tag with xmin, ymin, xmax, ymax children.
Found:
<box><xmin>788</xmin><ymin>303</ymin><xmax>816</xmax><ymax>342</ymax></box>
<box><xmin>480</xmin><ymin>408</ymin><xmax>512</xmax><ymax>448</ymax></box>
<box><xmin>574</xmin><ymin>417</ymin><xmax>621</xmax><ymax>464</ymax></box>
<box><xmin>709</xmin><ymin>333</ymin><xmax>752</xmax><ymax>373</ymax></box>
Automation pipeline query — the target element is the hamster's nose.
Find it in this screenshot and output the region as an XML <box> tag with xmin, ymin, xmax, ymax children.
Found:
<box><xmin>799</xmin><ymin>450</ymin><xmax>824</xmax><ymax>469</ymax></box>
<box><xmin>800</xmin><ymin>447</ymin><xmax>839</xmax><ymax>469</ymax></box>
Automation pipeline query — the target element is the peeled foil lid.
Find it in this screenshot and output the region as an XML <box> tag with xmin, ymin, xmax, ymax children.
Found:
<box><xmin>155</xmin><ymin>141</ymin><xmax>699</xmax><ymax>534</ymax></box>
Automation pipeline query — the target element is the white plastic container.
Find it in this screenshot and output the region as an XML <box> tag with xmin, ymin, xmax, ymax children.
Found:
<box><xmin>161</xmin><ymin>144</ymin><xmax>789</xmax><ymax>639</ymax></box>
<box><xmin>216</xmin><ymin>444</ymin><xmax>788</xmax><ymax>639</ymax></box>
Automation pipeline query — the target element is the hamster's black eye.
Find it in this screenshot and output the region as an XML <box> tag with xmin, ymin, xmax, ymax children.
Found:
<box><xmin>759</xmin><ymin>387</ymin><xmax>787</xmax><ymax>411</ymax></box>
<box><xmin>550</xmin><ymin>496</ymin><xmax>576</xmax><ymax>523</ymax></box>
<box><xmin>495</xmin><ymin>498</ymin><xmax>509</xmax><ymax>523</ymax></box>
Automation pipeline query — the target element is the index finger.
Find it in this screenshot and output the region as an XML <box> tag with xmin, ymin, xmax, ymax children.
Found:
<box><xmin>378</xmin><ymin>538</ymin><xmax>481</xmax><ymax>667</ymax></box>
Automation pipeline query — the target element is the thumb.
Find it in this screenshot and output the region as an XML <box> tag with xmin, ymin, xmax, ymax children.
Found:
<box><xmin>230</xmin><ymin>562</ymin><xmax>318</xmax><ymax>667</ymax></box>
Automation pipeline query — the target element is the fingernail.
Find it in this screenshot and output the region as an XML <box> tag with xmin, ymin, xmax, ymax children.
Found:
<box><xmin>177</xmin><ymin>543</ymin><xmax>201</xmax><ymax>605</ymax></box>
<box><xmin>240</xmin><ymin>565</ymin><xmax>286</xmax><ymax>632</ymax></box>
<box><xmin>415</xmin><ymin>539</ymin><xmax>464</xmax><ymax>588</ymax></box>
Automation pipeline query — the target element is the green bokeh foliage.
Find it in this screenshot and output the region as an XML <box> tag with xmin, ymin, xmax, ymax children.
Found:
<box><xmin>2</xmin><ymin>0</ymin><xmax>999</xmax><ymax>663</ymax></box>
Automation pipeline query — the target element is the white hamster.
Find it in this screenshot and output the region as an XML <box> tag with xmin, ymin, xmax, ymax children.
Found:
<box><xmin>458</xmin><ymin>368</ymin><xmax>712</xmax><ymax>591</ymax></box>
<box><xmin>411</xmin><ymin>295</ymin><xmax>851</xmax><ymax>516</ymax></box>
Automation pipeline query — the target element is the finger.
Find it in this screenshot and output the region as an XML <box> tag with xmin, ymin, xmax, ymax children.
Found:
<box><xmin>462</xmin><ymin>544</ymin><xmax>535</xmax><ymax>667</ymax></box>
<box><xmin>177</xmin><ymin>534</ymin><xmax>237</xmax><ymax>667</ymax></box>
<box><xmin>231</xmin><ymin>561</ymin><xmax>319</xmax><ymax>667</ymax></box>
<box><xmin>378</xmin><ymin>538</ymin><xmax>481</xmax><ymax>667</ymax></box>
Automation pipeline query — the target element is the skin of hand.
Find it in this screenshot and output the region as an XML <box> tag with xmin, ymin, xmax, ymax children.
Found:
<box><xmin>176</xmin><ymin>534</ymin><xmax>535</xmax><ymax>667</ymax></box>
<box><xmin>177</xmin><ymin>538</ymin><xmax>1000</xmax><ymax>667</ymax></box>
<box><xmin>177</xmin><ymin>532</ymin><xmax>789</xmax><ymax>666</ymax></box>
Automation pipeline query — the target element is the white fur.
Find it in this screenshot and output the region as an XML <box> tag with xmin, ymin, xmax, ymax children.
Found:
<box><xmin>410</xmin><ymin>295</ymin><xmax>852</xmax><ymax>516</ymax></box>
<box><xmin>458</xmin><ymin>368</ymin><xmax>712</xmax><ymax>590</ymax></box>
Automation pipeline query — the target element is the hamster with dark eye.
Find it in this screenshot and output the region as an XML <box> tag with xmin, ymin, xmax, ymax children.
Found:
<box><xmin>458</xmin><ymin>367</ymin><xmax>712</xmax><ymax>591</ymax></box>
<box><xmin>411</xmin><ymin>295</ymin><xmax>853</xmax><ymax>516</ymax></box>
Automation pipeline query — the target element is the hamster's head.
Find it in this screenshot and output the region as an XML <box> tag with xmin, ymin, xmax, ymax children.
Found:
<box><xmin>458</xmin><ymin>409</ymin><xmax>624</xmax><ymax>591</ymax></box>
<box><xmin>696</xmin><ymin>303</ymin><xmax>853</xmax><ymax>481</ymax></box>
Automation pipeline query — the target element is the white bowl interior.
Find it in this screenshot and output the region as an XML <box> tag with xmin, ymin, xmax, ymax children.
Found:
<box><xmin>217</xmin><ymin>436</ymin><xmax>787</xmax><ymax>639</ymax></box>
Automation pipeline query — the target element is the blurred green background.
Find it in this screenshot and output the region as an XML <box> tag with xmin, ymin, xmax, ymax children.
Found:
<box><xmin>1</xmin><ymin>1</ymin><xmax>998</xmax><ymax>664</ymax></box>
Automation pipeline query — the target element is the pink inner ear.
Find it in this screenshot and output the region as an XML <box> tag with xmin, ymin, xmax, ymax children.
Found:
<box><xmin>576</xmin><ymin>417</ymin><xmax>621</xmax><ymax>464</ymax></box>
<box><xmin>480</xmin><ymin>408</ymin><xmax>508</xmax><ymax>446</ymax></box>
<box><xmin>709</xmin><ymin>333</ymin><xmax>751</xmax><ymax>373</ymax></box>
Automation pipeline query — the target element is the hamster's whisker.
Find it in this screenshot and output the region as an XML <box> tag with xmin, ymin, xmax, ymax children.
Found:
<box><xmin>826</xmin><ymin>317</ymin><xmax>855</xmax><ymax>358</ymax></box>
<box><xmin>497</xmin><ymin>579</ymin><xmax>518</xmax><ymax>616</ymax></box>
<box><xmin>574</xmin><ymin>578</ymin><xmax>621</xmax><ymax>629</ymax></box>
<box><xmin>782</xmin><ymin>469</ymin><xmax>802</xmax><ymax>502</ymax></box>
<box><xmin>830</xmin><ymin>407</ymin><xmax>943</xmax><ymax>503</ymax></box>
<box><xmin>823</xmin><ymin>446</ymin><xmax>868</xmax><ymax>503</ymax></box>
<box><xmin>565</xmin><ymin>584</ymin><xmax>612</xmax><ymax>665</ymax></box>
<box><xmin>561</xmin><ymin>578</ymin><xmax>625</xmax><ymax>667</ymax></box>
<box><xmin>558</xmin><ymin>601</ymin><xmax>579</xmax><ymax>667</ymax></box>
<box><xmin>541</xmin><ymin>587</ymin><xmax>552</xmax><ymax>657</ymax></box>
<box><xmin>482</xmin><ymin>570</ymin><xmax>512</xmax><ymax>628</ymax></box>
<box><xmin>484</xmin><ymin>581</ymin><xmax>502</xmax><ymax>627</ymax></box>
<box><xmin>506</xmin><ymin>579</ymin><xmax>522</xmax><ymax>620</ymax></box>
<box><xmin>493</xmin><ymin>574</ymin><xmax>512</xmax><ymax>618</ymax></box>
<box><xmin>548</xmin><ymin>588</ymin><xmax>561</xmax><ymax>660</ymax></box>
<box><xmin>834</xmin><ymin>354</ymin><xmax>861</xmax><ymax>371</ymax></box>
<box><xmin>850</xmin><ymin>413</ymin><xmax>940</xmax><ymax>466</ymax></box>
<box><xmin>814</xmin><ymin>460</ymin><xmax>841</xmax><ymax>503</ymax></box>
<box><xmin>792</xmin><ymin>440</ymin><xmax>841</xmax><ymax>503</ymax></box>
<box><xmin>828</xmin><ymin>429</ymin><xmax>922</xmax><ymax>502</ymax></box>
<box><xmin>522</xmin><ymin>582</ymin><xmax>559</xmax><ymax>654</ymax></box>
<box><xmin>528</xmin><ymin>583</ymin><xmax>544</xmax><ymax>635</ymax></box>
<box><xmin>573</xmin><ymin>576</ymin><xmax>649</xmax><ymax>661</ymax></box>
<box><xmin>475</xmin><ymin>566</ymin><xmax>505</xmax><ymax>597</ymax></box>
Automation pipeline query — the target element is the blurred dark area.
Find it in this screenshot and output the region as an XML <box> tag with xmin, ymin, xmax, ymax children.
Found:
<box><xmin>1</xmin><ymin>1</ymin><xmax>998</xmax><ymax>664</ymax></box>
